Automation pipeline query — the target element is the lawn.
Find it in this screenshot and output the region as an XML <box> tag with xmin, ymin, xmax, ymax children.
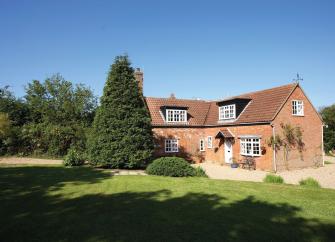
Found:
<box><xmin>1</xmin><ymin>166</ymin><xmax>335</xmax><ymax>242</ymax></box>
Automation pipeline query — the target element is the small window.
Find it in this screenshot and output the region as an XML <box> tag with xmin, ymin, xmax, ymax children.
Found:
<box><xmin>207</xmin><ymin>136</ymin><xmax>213</xmax><ymax>148</ymax></box>
<box><xmin>219</xmin><ymin>104</ymin><xmax>236</xmax><ymax>120</ymax></box>
<box><xmin>240</xmin><ymin>138</ymin><xmax>261</xmax><ymax>156</ymax></box>
<box><xmin>292</xmin><ymin>100</ymin><xmax>304</xmax><ymax>116</ymax></box>
<box><xmin>166</xmin><ymin>109</ymin><xmax>187</xmax><ymax>122</ymax></box>
<box><xmin>200</xmin><ymin>139</ymin><xmax>205</xmax><ymax>151</ymax></box>
<box><xmin>165</xmin><ymin>139</ymin><xmax>178</xmax><ymax>153</ymax></box>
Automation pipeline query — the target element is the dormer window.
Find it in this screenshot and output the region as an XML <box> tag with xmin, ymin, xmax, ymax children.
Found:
<box><xmin>166</xmin><ymin>109</ymin><xmax>187</xmax><ymax>122</ymax></box>
<box><xmin>219</xmin><ymin>104</ymin><xmax>236</xmax><ymax>120</ymax></box>
<box><xmin>292</xmin><ymin>100</ymin><xmax>304</xmax><ymax>116</ymax></box>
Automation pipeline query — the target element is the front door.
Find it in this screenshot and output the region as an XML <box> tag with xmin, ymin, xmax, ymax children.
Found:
<box><xmin>224</xmin><ymin>139</ymin><xmax>233</xmax><ymax>164</ymax></box>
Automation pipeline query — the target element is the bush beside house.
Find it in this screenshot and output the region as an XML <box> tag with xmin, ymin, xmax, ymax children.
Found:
<box><xmin>63</xmin><ymin>147</ymin><xmax>86</xmax><ymax>166</ymax></box>
<box><xmin>146</xmin><ymin>157</ymin><xmax>207</xmax><ymax>177</ymax></box>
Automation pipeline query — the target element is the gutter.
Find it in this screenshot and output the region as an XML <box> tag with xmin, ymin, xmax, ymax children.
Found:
<box><xmin>271</xmin><ymin>124</ymin><xmax>277</xmax><ymax>172</ymax></box>
<box><xmin>152</xmin><ymin>121</ymin><xmax>271</xmax><ymax>128</ymax></box>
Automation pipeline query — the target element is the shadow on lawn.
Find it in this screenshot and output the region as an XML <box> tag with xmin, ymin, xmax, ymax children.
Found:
<box><xmin>0</xmin><ymin>166</ymin><xmax>335</xmax><ymax>242</ymax></box>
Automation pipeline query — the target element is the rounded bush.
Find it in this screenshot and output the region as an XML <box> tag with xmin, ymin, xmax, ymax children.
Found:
<box><xmin>263</xmin><ymin>174</ymin><xmax>284</xmax><ymax>184</ymax></box>
<box><xmin>63</xmin><ymin>147</ymin><xmax>85</xmax><ymax>166</ymax></box>
<box><xmin>299</xmin><ymin>178</ymin><xmax>321</xmax><ymax>188</ymax></box>
<box><xmin>146</xmin><ymin>157</ymin><xmax>206</xmax><ymax>177</ymax></box>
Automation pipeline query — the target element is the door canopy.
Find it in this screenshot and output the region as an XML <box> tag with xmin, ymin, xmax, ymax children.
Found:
<box><xmin>215</xmin><ymin>128</ymin><xmax>235</xmax><ymax>139</ymax></box>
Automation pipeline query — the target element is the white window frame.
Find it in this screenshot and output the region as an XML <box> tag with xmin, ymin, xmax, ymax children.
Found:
<box><xmin>166</xmin><ymin>109</ymin><xmax>187</xmax><ymax>123</ymax></box>
<box><xmin>165</xmin><ymin>139</ymin><xmax>178</xmax><ymax>153</ymax></box>
<box><xmin>200</xmin><ymin>139</ymin><xmax>205</xmax><ymax>151</ymax></box>
<box><xmin>219</xmin><ymin>104</ymin><xmax>236</xmax><ymax>120</ymax></box>
<box><xmin>292</xmin><ymin>100</ymin><xmax>304</xmax><ymax>116</ymax></box>
<box><xmin>207</xmin><ymin>136</ymin><xmax>213</xmax><ymax>148</ymax></box>
<box><xmin>240</xmin><ymin>138</ymin><xmax>261</xmax><ymax>156</ymax></box>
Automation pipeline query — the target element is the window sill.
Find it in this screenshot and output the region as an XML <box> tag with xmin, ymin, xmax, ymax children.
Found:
<box><xmin>292</xmin><ymin>114</ymin><xmax>304</xmax><ymax>117</ymax></box>
<box><xmin>240</xmin><ymin>154</ymin><xmax>261</xmax><ymax>157</ymax></box>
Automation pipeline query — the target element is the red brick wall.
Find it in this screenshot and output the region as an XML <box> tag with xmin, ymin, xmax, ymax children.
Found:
<box><xmin>152</xmin><ymin>124</ymin><xmax>274</xmax><ymax>171</ymax></box>
<box><xmin>152</xmin><ymin>127</ymin><xmax>206</xmax><ymax>162</ymax></box>
<box><xmin>272</xmin><ymin>85</ymin><xmax>323</xmax><ymax>171</ymax></box>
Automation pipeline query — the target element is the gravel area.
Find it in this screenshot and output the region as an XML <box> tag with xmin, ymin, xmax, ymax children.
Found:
<box><xmin>197</xmin><ymin>157</ymin><xmax>335</xmax><ymax>189</ymax></box>
<box><xmin>0</xmin><ymin>157</ymin><xmax>63</xmax><ymax>165</ymax></box>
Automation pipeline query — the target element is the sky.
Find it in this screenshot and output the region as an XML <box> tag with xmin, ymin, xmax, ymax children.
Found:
<box><xmin>0</xmin><ymin>0</ymin><xmax>334</xmax><ymax>108</ymax></box>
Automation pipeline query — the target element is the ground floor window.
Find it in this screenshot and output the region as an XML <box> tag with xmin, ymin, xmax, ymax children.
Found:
<box><xmin>165</xmin><ymin>139</ymin><xmax>178</xmax><ymax>153</ymax></box>
<box><xmin>240</xmin><ymin>138</ymin><xmax>260</xmax><ymax>156</ymax></box>
<box><xmin>200</xmin><ymin>139</ymin><xmax>205</xmax><ymax>151</ymax></box>
<box><xmin>207</xmin><ymin>136</ymin><xmax>213</xmax><ymax>148</ymax></box>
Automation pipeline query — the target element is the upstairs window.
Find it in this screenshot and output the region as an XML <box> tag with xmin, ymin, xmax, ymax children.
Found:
<box><xmin>200</xmin><ymin>139</ymin><xmax>205</xmax><ymax>151</ymax></box>
<box><xmin>219</xmin><ymin>104</ymin><xmax>236</xmax><ymax>120</ymax></box>
<box><xmin>166</xmin><ymin>109</ymin><xmax>187</xmax><ymax>122</ymax></box>
<box><xmin>165</xmin><ymin>139</ymin><xmax>178</xmax><ymax>153</ymax></box>
<box><xmin>240</xmin><ymin>138</ymin><xmax>260</xmax><ymax>156</ymax></box>
<box><xmin>292</xmin><ymin>100</ymin><xmax>304</xmax><ymax>116</ymax></box>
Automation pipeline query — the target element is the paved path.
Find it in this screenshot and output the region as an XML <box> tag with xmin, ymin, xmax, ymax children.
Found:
<box><xmin>197</xmin><ymin>159</ymin><xmax>335</xmax><ymax>189</ymax></box>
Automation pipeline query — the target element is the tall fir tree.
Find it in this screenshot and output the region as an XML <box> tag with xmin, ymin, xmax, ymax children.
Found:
<box><xmin>88</xmin><ymin>56</ymin><xmax>154</xmax><ymax>168</ymax></box>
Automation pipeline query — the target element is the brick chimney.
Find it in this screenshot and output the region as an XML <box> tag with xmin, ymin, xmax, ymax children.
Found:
<box><xmin>134</xmin><ymin>68</ymin><xmax>143</xmax><ymax>93</ymax></box>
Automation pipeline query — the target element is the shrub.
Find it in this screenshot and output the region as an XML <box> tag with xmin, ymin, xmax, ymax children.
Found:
<box><xmin>299</xmin><ymin>178</ymin><xmax>321</xmax><ymax>188</ymax></box>
<box><xmin>324</xmin><ymin>160</ymin><xmax>332</xmax><ymax>165</ymax></box>
<box><xmin>193</xmin><ymin>166</ymin><xmax>208</xmax><ymax>178</ymax></box>
<box><xmin>63</xmin><ymin>147</ymin><xmax>85</xmax><ymax>166</ymax></box>
<box><xmin>146</xmin><ymin>157</ymin><xmax>207</xmax><ymax>177</ymax></box>
<box><xmin>263</xmin><ymin>174</ymin><xmax>284</xmax><ymax>184</ymax></box>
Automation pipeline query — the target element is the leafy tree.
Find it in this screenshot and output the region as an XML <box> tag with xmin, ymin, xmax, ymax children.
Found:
<box><xmin>22</xmin><ymin>74</ymin><xmax>97</xmax><ymax>156</ymax></box>
<box><xmin>320</xmin><ymin>104</ymin><xmax>335</xmax><ymax>153</ymax></box>
<box><xmin>88</xmin><ymin>55</ymin><xmax>154</xmax><ymax>168</ymax></box>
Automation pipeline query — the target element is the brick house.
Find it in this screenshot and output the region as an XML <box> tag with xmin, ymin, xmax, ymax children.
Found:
<box><xmin>135</xmin><ymin>69</ymin><xmax>324</xmax><ymax>171</ymax></box>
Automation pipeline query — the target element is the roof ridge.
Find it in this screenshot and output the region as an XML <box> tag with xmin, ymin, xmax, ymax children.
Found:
<box><xmin>236</xmin><ymin>83</ymin><xmax>297</xmax><ymax>97</ymax></box>
<box><xmin>145</xmin><ymin>83</ymin><xmax>297</xmax><ymax>103</ymax></box>
<box><xmin>216</xmin><ymin>83</ymin><xmax>298</xmax><ymax>101</ymax></box>
<box><xmin>144</xmin><ymin>96</ymin><xmax>209</xmax><ymax>102</ymax></box>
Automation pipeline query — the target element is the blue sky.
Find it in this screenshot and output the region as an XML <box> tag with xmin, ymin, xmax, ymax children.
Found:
<box><xmin>0</xmin><ymin>0</ymin><xmax>334</xmax><ymax>108</ymax></box>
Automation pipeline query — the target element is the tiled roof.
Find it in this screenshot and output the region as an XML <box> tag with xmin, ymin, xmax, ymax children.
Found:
<box><xmin>145</xmin><ymin>83</ymin><xmax>297</xmax><ymax>127</ymax></box>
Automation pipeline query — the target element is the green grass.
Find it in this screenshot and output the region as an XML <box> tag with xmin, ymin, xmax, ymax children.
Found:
<box><xmin>263</xmin><ymin>174</ymin><xmax>284</xmax><ymax>184</ymax></box>
<box><xmin>324</xmin><ymin>160</ymin><xmax>332</xmax><ymax>164</ymax></box>
<box><xmin>299</xmin><ymin>177</ymin><xmax>321</xmax><ymax>188</ymax></box>
<box><xmin>1</xmin><ymin>166</ymin><xmax>335</xmax><ymax>242</ymax></box>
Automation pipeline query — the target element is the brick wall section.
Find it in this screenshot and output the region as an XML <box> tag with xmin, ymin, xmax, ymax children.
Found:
<box><xmin>153</xmin><ymin>124</ymin><xmax>274</xmax><ymax>171</ymax></box>
<box><xmin>272</xmin><ymin>86</ymin><xmax>323</xmax><ymax>171</ymax></box>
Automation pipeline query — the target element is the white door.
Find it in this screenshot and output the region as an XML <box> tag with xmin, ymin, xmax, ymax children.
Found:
<box><xmin>224</xmin><ymin>140</ymin><xmax>233</xmax><ymax>164</ymax></box>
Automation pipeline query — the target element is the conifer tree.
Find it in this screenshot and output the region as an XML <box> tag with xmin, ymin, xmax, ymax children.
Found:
<box><xmin>88</xmin><ymin>56</ymin><xmax>154</xmax><ymax>168</ymax></box>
